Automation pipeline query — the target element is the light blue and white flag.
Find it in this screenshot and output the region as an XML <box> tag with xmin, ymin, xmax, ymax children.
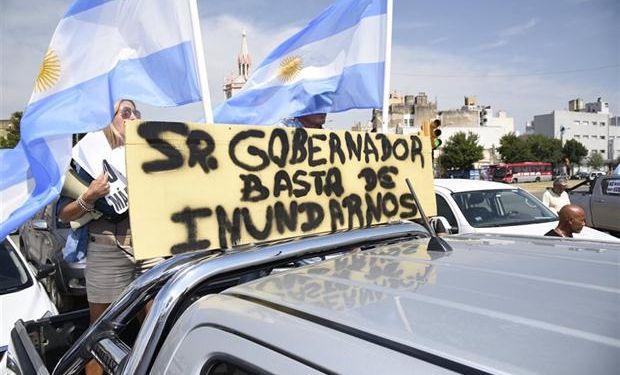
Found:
<box><xmin>214</xmin><ymin>0</ymin><xmax>387</xmax><ymax>125</ymax></box>
<box><xmin>0</xmin><ymin>0</ymin><xmax>202</xmax><ymax>239</ymax></box>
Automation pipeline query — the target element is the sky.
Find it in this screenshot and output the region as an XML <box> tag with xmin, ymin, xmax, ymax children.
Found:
<box><xmin>1</xmin><ymin>0</ymin><xmax>618</xmax><ymax>133</ymax></box>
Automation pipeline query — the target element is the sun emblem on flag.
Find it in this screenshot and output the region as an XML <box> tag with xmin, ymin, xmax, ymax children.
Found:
<box><xmin>278</xmin><ymin>55</ymin><xmax>303</xmax><ymax>82</ymax></box>
<box><xmin>35</xmin><ymin>49</ymin><xmax>61</xmax><ymax>93</ymax></box>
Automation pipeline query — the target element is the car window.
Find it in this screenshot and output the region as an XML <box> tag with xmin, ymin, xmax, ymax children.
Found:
<box><xmin>452</xmin><ymin>189</ymin><xmax>557</xmax><ymax>228</ymax></box>
<box><xmin>601</xmin><ymin>178</ymin><xmax>620</xmax><ymax>196</ymax></box>
<box><xmin>435</xmin><ymin>194</ymin><xmax>458</xmax><ymax>230</ymax></box>
<box><xmin>202</xmin><ymin>357</ymin><xmax>263</xmax><ymax>375</ymax></box>
<box><xmin>0</xmin><ymin>239</ymin><xmax>34</xmax><ymax>294</ymax></box>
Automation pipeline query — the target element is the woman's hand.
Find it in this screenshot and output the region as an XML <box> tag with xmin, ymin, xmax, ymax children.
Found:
<box><xmin>82</xmin><ymin>172</ymin><xmax>110</xmax><ymax>205</ymax></box>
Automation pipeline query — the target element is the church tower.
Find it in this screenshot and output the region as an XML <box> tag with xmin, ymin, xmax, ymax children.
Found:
<box><xmin>224</xmin><ymin>29</ymin><xmax>252</xmax><ymax>99</ymax></box>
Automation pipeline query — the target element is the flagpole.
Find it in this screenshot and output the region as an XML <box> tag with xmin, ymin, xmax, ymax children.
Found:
<box><xmin>189</xmin><ymin>0</ymin><xmax>213</xmax><ymax>123</ymax></box>
<box><xmin>381</xmin><ymin>0</ymin><xmax>393</xmax><ymax>134</ymax></box>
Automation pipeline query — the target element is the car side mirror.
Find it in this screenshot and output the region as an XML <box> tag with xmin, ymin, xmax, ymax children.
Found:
<box><xmin>430</xmin><ymin>216</ymin><xmax>455</xmax><ymax>235</ymax></box>
<box><xmin>32</xmin><ymin>219</ymin><xmax>49</xmax><ymax>231</ymax></box>
<box><xmin>35</xmin><ymin>263</ymin><xmax>56</xmax><ymax>280</ymax></box>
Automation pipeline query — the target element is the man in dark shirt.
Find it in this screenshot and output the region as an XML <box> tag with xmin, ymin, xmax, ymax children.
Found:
<box><xmin>545</xmin><ymin>204</ymin><xmax>586</xmax><ymax>238</ymax></box>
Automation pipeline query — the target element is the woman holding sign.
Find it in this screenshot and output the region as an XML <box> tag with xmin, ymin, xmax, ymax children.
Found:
<box><xmin>58</xmin><ymin>99</ymin><xmax>157</xmax><ymax>375</ymax></box>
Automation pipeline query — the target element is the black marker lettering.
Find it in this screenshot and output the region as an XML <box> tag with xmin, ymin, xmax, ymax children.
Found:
<box><xmin>186</xmin><ymin>129</ymin><xmax>218</xmax><ymax>173</ymax></box>
<box><xmin>216</xmin><ymin>206</ymin><xmax>242</xmax><ymax>248</ymax></box>
<box><xmin>328</xmin><ymin>132</ymin><xmax>346</xmax><ymax>165</ymax></box>
<box><xmin>345</xmin><ymin>132</ymin><xmax>362</xmax><ymax>161</ymax></box>
<box><xmin>138</xmin><ymin>122</ymin><xmax>187</xmax><ymax>173</ymax></box>
<box><xmin>363</xmin><ymin>133</ymin><xmax>379</xmax><ymax>163</ymax></box>
<box><xmin>328</xmin><ymin>199</ymin><xmax>344</xmax><ymax>232</ymax></box>
<box><xmin>274</xmin><ymin>201</ymin><xmax>298</xmax><ymax>234</ymax></box>
<box><xmin>290</xmin><ymin>128</ymin><xmax>308</xmax><ymax>164</ymax></box>
<box><xmin>308</xmin><ymin>133</ymin><xmax>327</xmax><ymax>167</ymax></box>
<box><xmin>377</xmin><ymin>166</ymin><xmax>398</xmax><ymax>189</ymax></box>
<box><xmin>324</xmin><ymin>167</ymin><xmax>344</xmax><ymax>197</ymax></box>
<box><xmin>409</xmin><ymin>135</ymin><xmax>425</xmax><ymax>168</ymax></box>
<box><xmin>382</xmin><ymin>192</ymin><xmax>399</xmax><ymax>217</ymax></box>
<box><xmin>229</xmin><ymin>130</ymin><xmax>268</xmax><ymax>172</ymax></box>
<box><xmin>268</xmin><ymin>128</ymin><xmax>289</xmax><ymax>168</ymax></box>
<box><xmin>292</xmin><ymin>170</ymin><xmax>311</xmax><ymax>197</ymax></box>
<box><xmin>298</xmin><ymin>202</ymin><xmax>324</xmax><ymax>232</ymax></box>
<box><xmin>357</xmin><ymin>167</ymin><xmax>377</xmax><ymax>191</ymax></box>
<box><xmin>239</xmin><ymin>174</ymin><xmax>269</xmax><ymax>202</ymax></box>
<box><xmin>273</xmin><ymin>170</ymin><xmax>293</xmax><ymax>198</ymax></box>
<box><xmin>399</xmin><ymin>193</ymin><xmax>418</xmax><ymax>218</ymax></box>
<box><xmin>342</xmin><ymin>194</ymin><xmax>364</xmax><ymax>229</ymax></box>
<box><xmin>170</xmin><ymin>206</ymin><xmax>212</xmax><ymax>254</ymax></box>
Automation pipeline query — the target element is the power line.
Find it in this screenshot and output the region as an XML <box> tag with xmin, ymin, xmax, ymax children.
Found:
<box><xmin>393</xmin><ymin>64</ymin><xmax>620</xmax><ymax>78</ymax></box>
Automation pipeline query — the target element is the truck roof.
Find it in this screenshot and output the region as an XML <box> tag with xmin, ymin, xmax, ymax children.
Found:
<box><xmin>222</xmin><ymin>233</ymin><xmax>620</xmax><ymax>374</ymax></box>
<box><xmin>434</xmin><ymin>178</ymin><xmax>516</xmax><ymax>193</ymax></box>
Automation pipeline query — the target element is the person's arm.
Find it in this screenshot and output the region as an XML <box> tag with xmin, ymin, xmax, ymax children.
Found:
<box><xmin>58</xmin><ymin>172</ymin><xmax>109</xmax><ymax>223</ymax></box>
<box><xmin>542</xmin><ymin>190</ymin><xmax>551</xmax><ymax>207</ymax></box>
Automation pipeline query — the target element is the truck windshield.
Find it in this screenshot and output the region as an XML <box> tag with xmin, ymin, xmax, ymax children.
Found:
<box><xmin>0</xmin><ymin>239</ymin><xmax>33</xmax><ymax>294</ymax></box>
<box><xmin>452</xmin><ymin>189</ymin><xmax>557</xmax><ymax>228</ymax></box>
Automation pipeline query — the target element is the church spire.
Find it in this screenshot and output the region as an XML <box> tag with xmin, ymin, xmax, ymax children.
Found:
<box><xmin>238</xmin><ymin>29</ymin><xmax>251</xmax><ymax>80</ymax></box>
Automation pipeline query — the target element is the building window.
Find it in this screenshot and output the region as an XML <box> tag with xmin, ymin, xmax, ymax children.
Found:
<box><xmin>601</xmin><ymin>150</ymin><xmax>605</xmax><ymax>154</ymax></box>
<box><xmin>573</xmin><ymin>120</ymin><xmax>580</xmax><ymax>127</ymax></box>
<box><xmin>574</xmin><ymin>135</ymin><xmax>580</xmax><ymax>138</ymax></box>
<box><xmin>583</xmin><ymin>135</ymin><xmax>590</xmax><ymax>139</ymax></box>
<box><xmin>601</xmin><ymin>136</ymin><xmax>606</xmax><ymax>139</ymax></box>
<box><xmin>601</xmin><ymin>122</ymin><xmax>606</xmax><ymax>126</ymax></box>
<box><xmin>583</xmin><ymin>121</ymin><xmax>589</xmax><ymax>126</ymax></box>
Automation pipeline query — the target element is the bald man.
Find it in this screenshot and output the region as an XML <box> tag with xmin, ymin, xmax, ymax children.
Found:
<box><xmin>545</xmin><ymin>204</ymin><xmax>586</xmax><ymax>238</ymax></box>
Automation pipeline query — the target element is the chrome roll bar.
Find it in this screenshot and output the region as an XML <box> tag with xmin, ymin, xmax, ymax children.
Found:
<box><xmin>120</xmin><ymin>223</ymin><xmax>425</xmax><ymax>375</ymax></box>
<box><xmin>52</xmin><ymin>222</ymin><xmax>426</xmax><ymax>375</ymax></box>
<box><xmin>52</xmin><ymin>249</ymin><xmax>220</xmax><ymax>375</ymax></box>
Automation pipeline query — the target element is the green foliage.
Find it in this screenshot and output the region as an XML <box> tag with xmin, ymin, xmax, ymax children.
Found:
<box><xmin>498</xmin><ymin>133</ymin><xmax>531</xmax><ymax>163</ymax></box>
<box><xmin>524</xmin><ymin>134</ymin><xmax>563</xmax><ymax>165</ymax></box>
<box><xmin>562</xmin><ymin>139</ymin><xmax>588</xmax><ymax>167</ymax></box>
<box><xmin>0</xmin><ymin>111</ymin><xmax>22</xmax><ymax>149</ymax></box>
<box><xmin>498</xmin><ymin>132</ymin><xmax>564</xmax><ymax>165</ymax></box>
<box><xmin>587</xmin><ymin>152</ymin><xmax>605</xmax><ymax>170</ymax></box>
<box><xmin>438</xmin><ymin>131</ymin><xmax>484</xmax><ymax>171</ymax></box>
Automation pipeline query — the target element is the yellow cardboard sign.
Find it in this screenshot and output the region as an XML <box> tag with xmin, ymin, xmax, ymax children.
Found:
<box><xmin>125</xmin><ymin>122</ymin><xmax>436</xmax><ymax>259</ymax></box>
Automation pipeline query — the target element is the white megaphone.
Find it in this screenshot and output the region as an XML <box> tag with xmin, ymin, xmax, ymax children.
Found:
<box><xmin>61</xmin><ymin>168</ymin><xmax>103</xmax><ymax>229</ymax></box>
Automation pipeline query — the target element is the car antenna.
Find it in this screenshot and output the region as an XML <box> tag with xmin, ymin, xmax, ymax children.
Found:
<box><xmin>405</xmin><ymin>178</ymin><xmax>453</xmax><ymax>252</ymax></box>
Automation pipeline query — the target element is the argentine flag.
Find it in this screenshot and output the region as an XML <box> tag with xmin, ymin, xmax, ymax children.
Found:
<box><xmin>214</xmin><ymin>0</ymin><xmax>387</xmax><ymax>125</ymax></box>
<box><xmin>0</xmin><ymin>0</ymin><xmax>202</xmax><ymax>239</ymax></box>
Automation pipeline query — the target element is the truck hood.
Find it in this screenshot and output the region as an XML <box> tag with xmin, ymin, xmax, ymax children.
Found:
<box><xmin>474</xmin><ymin>221</ymin><xmax>620</xmax><ymax>243</ymax></box>
<box><xmin>1</xmin><ymin>283</ymin><xmax>57</xmax><ymax>347</ymax></box>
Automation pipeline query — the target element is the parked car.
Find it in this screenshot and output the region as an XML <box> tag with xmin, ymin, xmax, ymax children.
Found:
<box><xmin>1</xmin><ymin>236</ymin><xmax>58</xmax><ymax>373</ymax></box>
<box><xmin>18</xmin><ymin>199</ymin><xmax>85</xmax><ymax>311</ymax></box>
<box><xmin>568</xmin><ymin>175</ymin><xmax>620</xmax><ymax>234</ymax></box>
<box><xmin>11</xmin><ymin>224</ymin><xmax>620</xmax><ymax>375</ymax></box>
<box><xmin>588</xmin><ymin>171</ymin><xmax>605</xmax><ymax>180</ymax></box>
<box><xmin>434</xmin><ymin>179</ymin><xmax>619</xmax><ymax>242</ymax></box>
<box><xmin>571</xmin><ymin>171</ymin><xmax>589</xmax><ymax>180</ymax></box>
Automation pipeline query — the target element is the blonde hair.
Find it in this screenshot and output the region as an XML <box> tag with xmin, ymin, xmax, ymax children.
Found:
<box><xmin>104</xmin><ymin>99</ymin><xmax>137</xmax><ymax>149</ymax></box>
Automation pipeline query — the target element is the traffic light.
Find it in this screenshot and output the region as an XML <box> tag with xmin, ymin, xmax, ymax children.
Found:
<box><xmin>430</xmin><ymin>119</ymin><xmax>442</xmax><ymax>149</ymax></box>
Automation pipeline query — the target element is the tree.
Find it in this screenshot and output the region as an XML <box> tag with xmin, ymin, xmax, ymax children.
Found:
<box><xmin>524</xmin><ymin>134</ymin><xmax>563</xmax><ymax>165</ymax></box>
<box><xmin>498</xmin><ymin>132</ymin><xmax>531</xmax><ymax>163</ymax></box>
<box><xmin>587</xmin><ymin>152</ymin><xmax>605</xmax><ymax>170</ymax></box>
<box><xmin>562</xmin><ymin>139</ymin><xmax>588</xmax><ymax>174</ymax></box>
<box><xmin>0</xmin><ymin>111</ymin><xmax>22</xmax><ymax>148</ymax></box>
<box><xmin>438</xmin><ymin>131</ymin><xmax>484</xmax><ymax>171</ymax></box>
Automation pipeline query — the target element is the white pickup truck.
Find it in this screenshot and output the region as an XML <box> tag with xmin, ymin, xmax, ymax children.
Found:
<box><xmin>10</xmin><ymin>223</ymin><xmax>620</xmax><ymax>375</ymax></box>
<box><xmin>568</xmin><ymin>175</ymin><xmax>620</xmax><ymax>234</ymax></box>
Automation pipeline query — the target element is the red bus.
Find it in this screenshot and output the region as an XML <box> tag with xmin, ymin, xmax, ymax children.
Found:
<box><xmin>492</xmin><ymin>162</ymin><xmax>553</xmax><ymax>183</ymax></box>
